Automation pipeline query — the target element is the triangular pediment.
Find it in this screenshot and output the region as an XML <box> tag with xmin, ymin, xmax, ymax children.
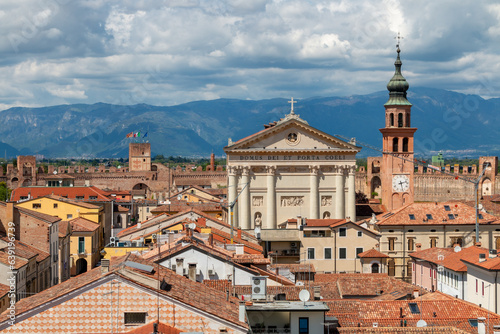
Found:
<box><xmin>225</xmin><ymin>119</ymin><xmax>360</xmax><ymax>153</ymax></box>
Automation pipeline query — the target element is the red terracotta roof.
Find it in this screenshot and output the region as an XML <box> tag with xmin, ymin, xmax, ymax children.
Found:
<box><xmin>376</xmin><ymin>201</ymin><xmax>498</xmax><ymax>226</ymax></box>
<box><xmin>0</xmin><ymin>283</ymin><xmax>9</xmax><ymax>298</ymax></box>
<box><xmin>42</xmin><ymin>194</ymin><xmax>101</xmax><ymax>209</ymax></box>
<box><xmin>305</xmin><ymin>219</ymin><xmax>345</xmax><ymax>227</ymax></box>
<box><xmin>328</xmin><ymin>299</ymin><xmax>500</xmax><ymax>333</ymax></box>
<box><xmin>410</xmin><ymin>246</ymin><xmax>490</xmax><ymax>272</ymax></box>
<box><xmin>0</xmin><ymin>253</ymin><xmax>248</xmax><ymax>329</ymax></box>
<box><xmin>358</xmin><ymin>248</ymin><xmax>390</xmax><ymax>258</ymax></box>
<box><xmin>116</xmin><ymin>205</ymin><xmax>129</xmax><ymax>212</ymax></box>
<box><xmin>15</xmin><ymin>206</ymin><xmax>61</xmax><ymax>224</ymax></box>
<box><xmin>10</xmin><ymin>186</ymin><xmax>111</xmax><ymax>202</ymax></box>
<box><xmin>0</xmin><ymin>250</ymin><xmax>28</xmax><ymax>269</ymax></box>
<box><xmin>0</xmin><ymin>237</ymin><xmax>50</xmax><ymax>262</ymax></box>
<box><xmin>270</xmin><ymin>263</ymin><xmax>316</xmax><ymax>273</ymax></box>
<box><xmin>58</xmin><ymin>220</ymin><xmax>70</xmax><ymax>237</ymax></box>
<box><xmin>70</xmin><ymin>217</ymin><xmax>100</xmax><ymax>232</ymax></box>
<box><xmin>463</xmin><ymin>254</ymin><xmax>500</xmax><ymax>270</ymax></box>
<box><xmin>125</xmin><ymin>321</ymin><xmax>181</xmax><ymax>334</ymax></box>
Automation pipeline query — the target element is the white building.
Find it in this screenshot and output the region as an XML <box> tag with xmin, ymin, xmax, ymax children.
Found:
<box><xmin>463</xmin><ymin>250</ymin><xmax>500</xmax><ymax>314</ymax></box>
<box><xmin>224</xmin><ymin>104</ymin><xmax>360</xmax><ymax>230</ymax></box>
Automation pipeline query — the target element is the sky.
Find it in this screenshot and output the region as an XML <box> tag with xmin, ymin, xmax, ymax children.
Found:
<box><xmin>1</xmin><ymin>0</ymin><xmax>500</xmax><ymax>110</ymax></box>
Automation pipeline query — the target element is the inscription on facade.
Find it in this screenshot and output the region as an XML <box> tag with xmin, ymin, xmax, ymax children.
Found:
<box><xmin>235</xmin><ymin>155</ymin><xmax>347</xmax><ymax>161</ymax></box>
<box><xmin>281</xmin><ymin>196</ymin><xmax>304</xmax><ymax>207</ymax></box>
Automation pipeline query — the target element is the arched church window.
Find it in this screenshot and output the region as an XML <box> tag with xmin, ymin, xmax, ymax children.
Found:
<box><xmin>402</xmin><ymin>138</ymin><xmax>409</xmax><ymax>152</ymax></box>
<box><xmin>390</xmin><ymin>113</ymin><xmax>394</xmax><ymax>127</ymax></box>
<box><xmin>398</xmin><ymin>113</ymin><xmax>403</xmax><ymax>127</ymax></box>
<box><xmin>393</xmin><ymin>138</ymin><xmax>399</xmax><ymax>152</ymax></box>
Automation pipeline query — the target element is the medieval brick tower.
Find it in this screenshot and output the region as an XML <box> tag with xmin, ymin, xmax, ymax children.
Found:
<box><xmin>129</xmin><ymin>143</ymin><xmax>151</xmax><ymax>172</ymax></box>
<box><xmin>380</xmin><ymin>46</ymin><xmax>417</xmax><ymax>211</ymax></box>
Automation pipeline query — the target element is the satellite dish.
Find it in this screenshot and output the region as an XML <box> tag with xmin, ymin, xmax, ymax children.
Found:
<box><xmin>454</xmin><ymin>245</ymin><xmax>462</xmax><ymax>253</ymax></box>
<box><xmin>416</xmin><ymin>320</ymin><xmax>427</xmax><ymax>328</ymax></box>
<box><xmin>188</xmin><ymin>222</ymin><xmax>196</xmax><ymax>230</ymax></box>
<box><xmin>299</xmin><ymin>289</ymin><xmax>310</xmax><ymax>302</ymax></box>
<box><xmin>53</xmin><ymin>170</ymin><xmax>57</xmax><ymax>175</ymax></box>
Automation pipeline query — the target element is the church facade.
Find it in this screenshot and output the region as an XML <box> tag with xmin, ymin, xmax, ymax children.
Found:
<box><xmin>224</xmin><ymin>105</ymin><xmax>360</xmax><ymax>230</ymax></box>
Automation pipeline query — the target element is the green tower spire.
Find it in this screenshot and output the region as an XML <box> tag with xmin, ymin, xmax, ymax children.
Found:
<box><xmin>384</xmin><ymin>45</ymin><xmax>412</xmax><ymax>106</ymax></box>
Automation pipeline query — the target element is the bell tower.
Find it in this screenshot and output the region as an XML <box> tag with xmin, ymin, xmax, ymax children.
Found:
<box><xmin>380</xmin><ymin>44</ymin><xmax>417</xmax><ymax>211</ymax></box>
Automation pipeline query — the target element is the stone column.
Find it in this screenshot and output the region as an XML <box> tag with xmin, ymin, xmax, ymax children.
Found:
<box><xmin>266</xmin><ymin>166</ymin><xmax>276</xmax><ymax>229</ymax></box>
<box><xmin>240</xmin><ymin>166</ymin><xmax>251</xmax><ymax>230</ymax></box>
<box><xmin>309</xmin><ymin>165</ymin><xmax>320</xmax><ymax>219</ymax></box>
<box><xmin>228</xmin><ymin>166</ymin><xmax>238</xmax><ymax>228</ymax></box>
<box><xmin>334</xmin><ymin>166</ymin><xmax>345</xmax><ymax>219</ymax></box>
<box><xmin>347</xmin><ymin>165</ymin><xmax>356</xmax><ymax>222</ymax></box>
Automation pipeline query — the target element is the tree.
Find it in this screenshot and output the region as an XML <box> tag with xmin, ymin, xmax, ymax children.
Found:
<box><xmin>0</xmin><ymin>182</ymin><xmax>11</xmax><ymax>201</ymax></box>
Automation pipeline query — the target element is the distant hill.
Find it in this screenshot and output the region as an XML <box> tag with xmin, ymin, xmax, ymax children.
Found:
<box><xmin>0</xmin><ymin>87</ymin><xmax>499</xmax><ymax>158</ymax></box>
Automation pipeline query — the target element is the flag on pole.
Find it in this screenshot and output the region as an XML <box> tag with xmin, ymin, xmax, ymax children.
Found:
<box><xmin>126</xmin><ymin>132</ymin><xmax>133</xmax><ymax>138</ymax></box>
<box><xmin>137</xmin><ymin>131</ymin><xmax>141</xmax><ymax>138</ymax></box>
<box><xmin>143</xmin><ymin>132</ymin><xmax>148</xmax><ymax>138</ymax></box>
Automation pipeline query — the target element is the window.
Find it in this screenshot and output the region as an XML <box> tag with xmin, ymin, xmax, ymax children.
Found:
<box><xmin>402</xmin><ymin>138</ymin><xmax>409</xmax><ymax>152</ymax></box>
<box><xmin>444</xmin><ymin>205</ymin><xmax>451</xmax><ymax>211</ymax></box>
<box><xmin>76</xmin><ymin>196</ymin><xmax>84</xmax><ymax>200</ymax></box>
<box><xmin>78</xmin><ymin>237</ymin><xmax>85</xmax><ymax>254</ymax></box>
<box><xmin>448</xmin><ymin>214</ymin><xmax>455</xmax><ymax>220</ymax></box>
<box><xmin>53</xmin><ymin>203</ymin><xmax>58</xmax><ymax>209</ymax></box>
<box><xmin>67</xmin><ymin>214</ymin><xmax>73</xmax><ymax>219</ymax></box>
<box><xmin>469</xmin><ymin>319</ymin><xmax>478</xmax><ymax>328</ymax></box>
<box><xmin>426</xmin><ymin>214</ymin><xmax>433</xmax><ymax>220</ymax></box>
<box><xmin>409</xmin><ymin>214</ymin><xmax>415</xmax><ymax>220</ymax></box>
<box><xmin>356</xmin><ymin>248</ymin><xmax>363</xmax><ymax>258</ymax></box>
<box><xmin>393</xmin><ymin>137</ymin><xmax>399</xmax><ymax>152</ymax></box>
<box><xmin>398</xmin><ymin>113</ymin><xmax>403</xmax><ymax>127</ymax></box>
<box><xmin>388</xmin><ymin>238</ymin><xmax>395</xmax><ymax>251</ymax></box>
<box><xmin>409</xmin><ymin>303</ymin><xmax>420</xmax><ymax>314</ymax></box>
<box><xmin>339</xmin><ymin>248</ymin><xmax>347</xmax><ymax>259</ymax></box>
<box><xmin>307</xmin><ymin>248</ymin><xmax>315</xmax><ymax>260</ymax></box>
<box><xmin>430</xmin><ymin>237</ymin><xmax>437</xmax><ymax>248</ymax></box>
<box><xmin>357</xmin><ymin>231</ymin><xmax>363</xmax><ymax>237</ymax></box>
<box><xmin>324</xmin><ymin>248</ymin><xmax>332</xmax><ymax>260</ymax></box>
<box><xmin>32</xmin><ymin>203</ymin><xmax>41</xmax><ymax>209</ymax></box>
<box><xmin>124</xmin><ymin>312</ymin><xmax>147</xmax><ymax>325</ymax></box>
<box><xmin>339</xmin><ymin>228</ymin><xmax>346</xmax><ymax>237</ymax></box>
<box><xmin>299</xmin><ymin>318</ymin><xmax>309</xmax><ymax>334</ymax></box>
<box><xmin>478</xmin><ymin>214</ymin><xmax>484</xmax><ymax>219</ymax></box>
<box><xmin>408</xmin><ymin>238</ymin><xmax>414</xmax><ymax>251</ymax></box>
<box><xmin>89</xmin><ymin>196</ymin><xmax>97</xmax><ymax>200</ymax></box>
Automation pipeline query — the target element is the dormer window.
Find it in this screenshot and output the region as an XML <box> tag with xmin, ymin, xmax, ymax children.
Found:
<box><xmin>426</xmin><ymin>214</ymin><xmax>433</xmax><ymax>220</ymax></box>
<box><xmin>448</xmin><ymin>214</ymin><xmax>455</xmax><ymax>220</ymax></box>
<box><xmin>444</xmin><ymin>205</ymin><xmax>451</xmax><ymax>211</ymax></box>
<box><xmin>409</xmin><ymin>214</ymin><xmax>415</xmax><ymax>220</ymax></box>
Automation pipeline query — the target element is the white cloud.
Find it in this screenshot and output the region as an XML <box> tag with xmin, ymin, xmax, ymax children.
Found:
<box><xmin>0</xmin><ymin>0</ymin><xmax>499</xmax><ymax>109</ymax></box>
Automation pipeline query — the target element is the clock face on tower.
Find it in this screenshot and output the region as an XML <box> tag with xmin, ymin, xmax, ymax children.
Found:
<box><xmin>392</xmin><ymin>174</ymin><xmax>410</xmax><ymax>192</ymax></box>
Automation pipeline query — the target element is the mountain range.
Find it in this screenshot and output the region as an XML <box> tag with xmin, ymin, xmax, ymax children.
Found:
<box><xmin>0</xmin><ymin>87</ymin><xmax>499</xmax><ymax>159</ymax></box>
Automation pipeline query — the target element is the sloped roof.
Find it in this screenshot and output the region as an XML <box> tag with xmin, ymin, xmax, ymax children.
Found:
<box><xmin>70</xmin><ymin>217</ymin><xmax>100</xmax><ymax>232</ymax></box>
<box><xmin>410</xmin><ymin>246</ymin><xmax>490</xmax><ymax>272</ymax></box>
<box><xmin>0</xmin><ymin>237</ymin><xmax>49</xmax><ymax>262</ymax></box>
<box><xmin>358</xmin><ymin>248</ymin><xmax>390</xmax><ymax>258</ymax></box>
<box><xmin>328</xmin><ymin>299</ymin><xmax>500</xmax><ymax>333</ymax></box>
<box><xmin>0</xmin><ymin>253</ymin><xmax>248</xmax><ymax>329</ymax></box>
<box><xmin>10</xmin><ymin>186</ymin><xmax>111</xmax><ymax>202</ymax></box>
<box><xmin>376</xmin><ymin>201</ymin><xmax>498</xmax><ymax>226</ymax></box>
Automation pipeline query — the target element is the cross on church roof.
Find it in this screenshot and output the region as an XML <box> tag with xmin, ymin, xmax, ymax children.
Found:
<box><xmin>394</xmin><ymin>32</ymin><xmax>403</xmax><ymax>51</ymax></box>
<box><xmin>288</xmin><ymin>97</ymin><xmax>297</xmax><ymax>115</ymax></box>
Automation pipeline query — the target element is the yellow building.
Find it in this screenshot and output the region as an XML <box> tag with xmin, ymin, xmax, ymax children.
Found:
<box><xmin>16</xmin><ymin>195</ymin><xmax>105</xmax><ymax>248</ymax></box>
<box><xmin>68</xmin><ymin>217</ymin><xmax>100</xmax><ymax>276</ymax></box>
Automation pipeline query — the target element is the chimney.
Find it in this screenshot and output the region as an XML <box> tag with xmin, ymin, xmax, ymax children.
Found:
<box><xmin>237</xmin><ymin>228</ymin><xmax>242</xmax><ymax>239</ymax></box>
<box><xmin>239</xmin><ymin>302</ymin><xmax>246</xmax><ymax>323</ymax></box>
<box><xmin>297</xmin><ymin>215</ymin><xmax>302</xmax><ymax>227</ymax></box>
<box><xmin>490</xmin><ymin>249</ymin><xmax>498</xmax><ymax>258</ymax></box>
<box><xmin>479</xmin><ymin>253</ymin><xmax>486</xmax><ymax>263</ymax></box>
<box><xmin>413</xmin><ymin>288</ymin><xmax>419</xmax><ymax>299</ymax></box>
<box><xmin>101</xmin><ymin>259</ymin><xmax>110</xmax><ymax>273</ymax></box>
<box><xmin>208</xmin><ymin>233</ymin><xmax>214</xmax><ymax>246</ymax></box>
<box><xmin>198</xmin><ymin>217</ymin><xmax>206</xmax><ymax>227</ymax></box>
<box><xmin>478</xmin><ymin>317</ymin><xmax>486</xmax><ymax>334</ymax></box>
